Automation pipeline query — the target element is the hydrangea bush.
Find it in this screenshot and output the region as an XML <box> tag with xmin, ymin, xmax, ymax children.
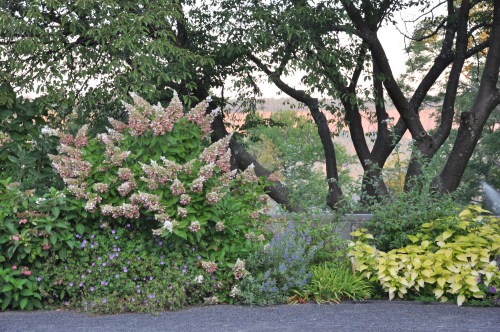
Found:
<box><xmin>49</xmin><ymin>94</ymin><xmax>270</xmax><ymax>265</ymax></box>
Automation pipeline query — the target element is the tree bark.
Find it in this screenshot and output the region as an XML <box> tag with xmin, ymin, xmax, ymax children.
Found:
<box><xmin>404</xmin><ymin>0</ymin><xmax>471</xmax><ymax>190</ymax></box>
<box><xmin>248</xmin><ymin>54</ymin><xmax>344</xmax><ymax>210</ymax></box>
<box><xmin>209</xmin><ymin>110</ymin><xmax>305</xmax><ymax>212</ymax></box>
<box><xmin>433</xmin><ymin>0</ymin><xmax>500</xmax><ymax>193</ymax></box>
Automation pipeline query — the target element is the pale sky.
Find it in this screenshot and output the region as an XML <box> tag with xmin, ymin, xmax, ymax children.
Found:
<box><xmin>221</xmin><ymin>25</ymin><xmax>410</xmax><ymax>99</ymax></box>
<box><xmin>219</xmin><ymin>2</ymin><xmax>441</xmax><ymax>100</ymax></box>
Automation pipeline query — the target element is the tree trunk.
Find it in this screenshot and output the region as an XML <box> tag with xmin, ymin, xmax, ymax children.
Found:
<box><xmin>432</xmin><ymin>1</ymin><xmax>500</xmax><ymax>193</ymax></box>
<box><xmin>248</xmin><ymin>54</ymin><xmax>344</xmax><ymax>209</ymax></box>
<box><xmin>210</xmin><ymin>110</ymin><xmax>305</xmax><ymax>212</ymax></box>
<box><xmin>405</xmin><ymin>0</ymin><xmax>471</xmax><ymax>191</ymax></box>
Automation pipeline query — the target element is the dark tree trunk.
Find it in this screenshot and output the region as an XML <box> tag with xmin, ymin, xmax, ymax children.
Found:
<box><xmin>209</xmin><ymin>104</ymin><xmax>305</xmax><ymax>213</ymax></box>
<box><xmin>433</xmin><ymin>1</ymin><xmax>500</xmax><ymax>192</ymax></box>
<box><xmin>248</xmin><ymin>54</ymin><xmax>344</xmax><ymax>209</ymax></box>
<box><xmin>342</xmin><ymin>0</ymin><xmax>494</xmax><ymax>196</ymax></box>
<box><xmin>404</xmin><ymin>0</ymin><xmax>471</xmax><ymax>191</ymax></box>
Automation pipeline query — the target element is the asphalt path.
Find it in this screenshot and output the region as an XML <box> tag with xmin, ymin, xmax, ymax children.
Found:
<box><xmin>1</xmin><ymin>301</ymin><xmax>499</xmax><ymax>332</ymax></box>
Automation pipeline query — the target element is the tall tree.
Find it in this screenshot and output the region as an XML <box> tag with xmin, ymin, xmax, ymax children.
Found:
<box><xmin>0</xmin><ymin>0</ymin><xmax>302</xmax><ymax>211</ymax></box>
<box><xmin>214</xmin><ymin>0</ymin><xmax>497</xmax><ymax>206</ymax></box>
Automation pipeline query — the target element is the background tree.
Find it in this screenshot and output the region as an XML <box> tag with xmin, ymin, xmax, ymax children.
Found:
<box><xmin>213</xmin><ymin>0</ymin><xmax>498</xmax><ymax>207</ymax></box>
<box><xmin>0</xmin><ymin>0</ymin><xmax>301</xmax><ymax>211</ymax></box>
<box><xmin>243</xmin><ymin>110</ymin><xmax>356</xmax><ymax>210</ymax></box>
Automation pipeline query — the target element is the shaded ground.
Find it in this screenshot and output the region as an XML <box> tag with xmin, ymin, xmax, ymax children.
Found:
<box><xmin>1</xmin><ymin>301</ymin><xmax>499</xmax><ymax>332</ymax></box>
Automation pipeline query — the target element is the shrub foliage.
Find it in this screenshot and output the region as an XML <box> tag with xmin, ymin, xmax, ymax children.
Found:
<box><xmin>49</xmin><ymin>94</ymin><xmax>270</xmax><ymax>263</ymax></box>
<box><xmin>349</xmin><ymin>206</ymin><xmax>500</xmax><ymax>305</ymax></box>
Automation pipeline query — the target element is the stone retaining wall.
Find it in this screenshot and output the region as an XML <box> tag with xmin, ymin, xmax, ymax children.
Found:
<box><xmin>266</xmin><ymin>214</ymin><xmax>374</xmax><ymax>240</ymax></box>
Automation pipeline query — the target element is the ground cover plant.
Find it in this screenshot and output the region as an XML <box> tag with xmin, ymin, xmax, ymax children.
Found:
<box><xmin>43</xmin><ymin>226</ymin><xmax>241</xmax><ymax>313</ymax></box>
<box><xmin>291</xmin><ymin>262</ymin><xmax>374</xmax><ymax>304</ymax></box>
<box><xmin>349</xmin><ymin>205</ymin><xmax>500</xmax><ymax>306</ymax></box>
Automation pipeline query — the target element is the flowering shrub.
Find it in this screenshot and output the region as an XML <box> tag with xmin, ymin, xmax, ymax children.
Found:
<box><xmin>349</xmin><ymin>206</ymin><xmax>500</xmax><ymax>306</ymax></box>
<box><xmin>49</xmin><ymin>94</ymin><xmax>270</xmax><ymax>263</ymax></box>
<box><xmin>235</xmin><ymin>224</ymin><xmax>317</xmax><ymax>305</ymax></box>
<box><xmin>45</xmin><ymin>227</ymin><xmax>238</xmax><ymax>313</ymax></box>
<box><xmin>0</xmin><ymin>178</ymin><xmax>79</xmax><ymax>310</ymax></box>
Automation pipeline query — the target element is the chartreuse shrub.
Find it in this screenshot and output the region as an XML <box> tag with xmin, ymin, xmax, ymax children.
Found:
<box><xmin>49</xmin><ymin>94</ymin><xmax>270</xmax><ymax>267</ymax></box>
<box><xmin>291</xmin><ymin>263</ymin><xmax>373</xmax><ymax>304</ymax></box>
<box><xmin>0</xmin><ymin>178</ymin><xmax>80</xmax><ymax>310</ymax></box>
<box><xmin>349</xmin><ymin>206</ymin><xmax>500</xmax><ymax>306</ymax></box>
<box><xmin>233</xmin><ymin>224</ymin><xmax>317</xmax><ymax>305</ymax></box>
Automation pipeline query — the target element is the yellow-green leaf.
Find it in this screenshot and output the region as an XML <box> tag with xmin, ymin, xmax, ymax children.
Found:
<box><xmin>433</xmin><ymin>288</ymin><xmax>444</xmax><ymax>299</ymax></box>
<box><xmin>441</xmin><ymin>230</ymin><xmax>454</xmax><ymax>241</ymax></box>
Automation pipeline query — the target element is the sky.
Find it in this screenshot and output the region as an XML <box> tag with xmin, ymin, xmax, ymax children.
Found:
<box><xmin>236</xmin><ymin>25</ymin><xmax>409</xmax><ymax>99</ymax></box>
<box><xmin>219</xmin><ymin>2</ymin><xmax>443</xmax><ymax>100</ymax></box>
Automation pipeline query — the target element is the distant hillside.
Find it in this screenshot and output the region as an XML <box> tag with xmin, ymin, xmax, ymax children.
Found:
<box><xmin>226</xmin><ymin>98</ymin><xmax>388</xmax><ymax>113</ymax></box>
<box><xmin>226</xmin><ymin>98</ymin><xmax>319</xmax><ymax>112</ymax></box>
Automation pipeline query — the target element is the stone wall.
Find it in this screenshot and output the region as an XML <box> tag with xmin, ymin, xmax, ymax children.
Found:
<box><xmin>266</xmin><ymin>214</ymin><xmax>374</xmax><ymax>240</ymax></box>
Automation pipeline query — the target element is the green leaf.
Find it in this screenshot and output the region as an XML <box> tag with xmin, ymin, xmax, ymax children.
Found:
<box><xmin>32</xmin><ymin>298</ymin><xmax>42</xmax><ymax>308</ymax></box>
<box><xmin>20</xmin><ymin>297</ymin><xmax>28</xmax><ymax>310</ymax></box>
<box><xmin>51</xmin><ymin>207</ymin><xmax>60</xmax><ymax>218</ymax></box>
<box><xmin>75</xmin><ymin>224</ymin><xmax>85</xmax><ymax>235</ymax></box>
<box><xmin>21</xmin><ymin>289</ymin><xmax>33</xmax><ymax>297</ymax></box>
<box><xmin>59</xmin><ymin>247</ymin><xmax>67</xmax><ymax>260</ymax></box>
<box><xmin>173</xmin><ymin>229</ymin><xmax>187</xmax><ymax>240</ymax></box>
<box><xmin>1</xmin><ymin>297</ymin><xmax>11</xmax><ymax>311</ymax></box>
<box><xmin>2</xmin><ymin>285</ymin><xmax>13</xmax><ymax>292</ymax></box>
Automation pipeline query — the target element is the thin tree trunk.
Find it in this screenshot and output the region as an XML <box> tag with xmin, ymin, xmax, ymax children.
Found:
<box><xmin>248</xmin><ymin>54</ymin><xmax>344</xmax><ymax>209</ymax></box>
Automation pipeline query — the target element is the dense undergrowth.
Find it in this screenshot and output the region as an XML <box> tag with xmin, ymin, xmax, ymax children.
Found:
<box><xmin>1</xmin><ymin>94</ymin><xmax>498</xmax><ymax>312</ymax></box>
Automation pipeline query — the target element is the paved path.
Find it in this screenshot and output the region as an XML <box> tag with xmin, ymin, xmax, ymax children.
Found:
<box><xmin>1</xmin><ymin>301</ymin><xmax>499</xmax><ymax>332</ymax></box>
